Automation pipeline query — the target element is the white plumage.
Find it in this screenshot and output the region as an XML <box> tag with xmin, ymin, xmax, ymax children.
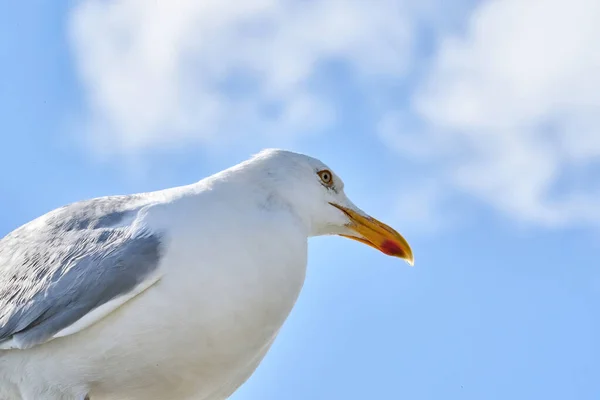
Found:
<box><xmin>0</xmin><ymin>149</ymin><xmax>413</xmax><ymax>400</ymax></box>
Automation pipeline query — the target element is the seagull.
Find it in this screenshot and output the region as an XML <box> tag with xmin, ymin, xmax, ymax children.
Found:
<box><xmin>0</xmin><ymin>149</ymin><xmax>413</xmax><ymax>400</ymax></box>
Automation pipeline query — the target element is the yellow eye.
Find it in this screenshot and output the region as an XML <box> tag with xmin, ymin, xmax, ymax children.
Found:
<box><xmin>318</xmin><ymin>169</ymin><xmax>333</xmax><ymax>186</ymax></box>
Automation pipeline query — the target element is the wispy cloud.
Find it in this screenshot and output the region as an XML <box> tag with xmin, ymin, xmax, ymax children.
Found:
<box><xmin>69</xmin><ymin>0</ymin><xmax>434</xmax><ymax>155</ymax></box>
<box><xmin>69</xmin><ymin>0</ymin><xmax>599</xmax><ymax>230</ymax></box>
<box><xmin>384</xmin><ymin>0</ymin><xmax>600</xmax><ymax>229</ymax></box>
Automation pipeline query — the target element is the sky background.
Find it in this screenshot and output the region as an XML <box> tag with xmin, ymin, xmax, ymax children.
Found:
<box><xmin>1</xmin><ymin>0</ymin><xmax>599</xmax><ymax>399</ymax></box>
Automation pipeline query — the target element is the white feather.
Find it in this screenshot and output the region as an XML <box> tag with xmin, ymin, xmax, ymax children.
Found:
<box><xmin>0</xmin><ymin>150</ymin><xmax>372</xmax><ymax>400</ymax></box>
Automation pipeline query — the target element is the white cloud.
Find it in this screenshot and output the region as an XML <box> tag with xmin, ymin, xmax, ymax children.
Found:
<box><xmin>385</xmin><ymin>0</ymin><xmax>600</xmax><ymax>228</ymax></box>
<box><xmin>69</xmin><ymin>0</ymin><xmax>600</xmax><ymax>230</ymax></box>
<box><xmin>69</xmin><ymin>0</ymin><xmax>428</xmax><ymax>155</ymax></box>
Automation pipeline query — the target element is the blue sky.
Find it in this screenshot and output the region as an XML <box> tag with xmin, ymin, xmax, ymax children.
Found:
<box><xmin>1</xmin><ymin>1</ymin><xmax>599</xmax><ymax>399</ymax></box>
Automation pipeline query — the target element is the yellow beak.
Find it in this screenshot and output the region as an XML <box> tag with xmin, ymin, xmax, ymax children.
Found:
<box><xmin>330</xmin><ymin>203</ymin><xmax>414</xmax><ymax>266</ymax></box>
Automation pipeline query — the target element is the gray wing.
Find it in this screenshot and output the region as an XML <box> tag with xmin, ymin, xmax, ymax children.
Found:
<box><xmin>0</xmin><ymin>195</ymin><xmax>164</xmax><ymax>350</ymax></box>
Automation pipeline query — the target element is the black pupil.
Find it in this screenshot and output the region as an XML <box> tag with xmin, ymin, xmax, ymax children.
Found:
<box><xmin>322</xmin><ymin>173</ymin><xmax>329</xmax><ymax>181</ymax></box>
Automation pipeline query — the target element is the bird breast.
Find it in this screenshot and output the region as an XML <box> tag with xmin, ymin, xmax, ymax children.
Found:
<box><xmin>91</xmin><ymin>202</ymin><xmax>311</xmax><ymax>398</ymax></box>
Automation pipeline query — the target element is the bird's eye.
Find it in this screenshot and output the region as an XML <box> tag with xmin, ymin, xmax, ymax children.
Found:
<box><xmin>318</xmin><ymin>170</ymin><xmax>333</xmax><ymax>186</ymax></box>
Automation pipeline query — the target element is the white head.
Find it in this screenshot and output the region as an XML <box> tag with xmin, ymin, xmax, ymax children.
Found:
<box><xmin>234</xmin><ymin>149</ymin><xmax>414</xmax><ymax>266</ymax></box>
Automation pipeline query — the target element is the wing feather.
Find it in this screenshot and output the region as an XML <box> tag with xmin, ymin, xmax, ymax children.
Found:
<box><xmin>0</xmin><ymin>195</ymin><xmax>164</xmax><ymax>350</ymax></box>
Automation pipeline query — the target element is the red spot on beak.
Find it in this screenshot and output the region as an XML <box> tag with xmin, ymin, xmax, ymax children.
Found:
<box><xmin>380</xmin><ymin>240</ymin><xmax>405</xmax><ymax>257</ymax></box>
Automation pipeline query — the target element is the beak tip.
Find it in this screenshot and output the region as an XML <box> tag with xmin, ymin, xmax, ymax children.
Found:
<box><xmin>381</xmin><ymin>240</ymin><xmax>414</xmax><ymax>266</ymax></box>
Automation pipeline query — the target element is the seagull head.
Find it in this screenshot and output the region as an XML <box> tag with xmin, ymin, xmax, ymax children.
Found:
<box><xmin>243</xmin><ymin>149</ymin><xmax>414</xmax><ymax>266</ymax></box>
